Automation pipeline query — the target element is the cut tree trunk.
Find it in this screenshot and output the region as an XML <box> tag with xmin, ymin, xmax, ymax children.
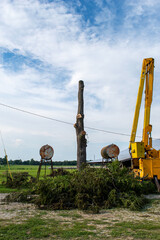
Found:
<box><xmin>74</xmin><ymin>80</ymin><xmax>87</xmax><ymax>170</ymax></box>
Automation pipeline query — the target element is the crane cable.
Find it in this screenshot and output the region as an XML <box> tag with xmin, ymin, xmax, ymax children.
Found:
<box><xmin>0</xmin><ymin>131</ymin><xmax>13</xmax><ymax>181</ymax></box>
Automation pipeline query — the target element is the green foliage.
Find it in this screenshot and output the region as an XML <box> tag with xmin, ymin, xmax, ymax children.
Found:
<box><xmin>49</xmin><ymin>168</ymin><xmax>70</xmax><ymax>177</ymax></box>
<box><xmin>73</xmin><ymin>167</ymin><xmax>112</xmax><ymax>211</ymax></box>
<box><xmin>5</xmin><ymin>161</ymin><xmax>156</xmax><ymax>212</ymax></box>
<box><xmin>0</xmin><ymin>156</ymin><xmax>7</xmax><ymax>165</ymax></box>
<box><xmin>3</xmin><ymin>172</ymin><xmax>36</xmax><ymax>189</ymax></box>
<box><xmin>5</xmin><ymin>191</ymin><xmax>31</xmax><ymax>203</ymax></box>
<box><xmin>5</xmin><ymin>159</ymin><xmax>77</xmax><ymax>166</ymax></box>
<box><xmin>33</xmin><ymin>161</ymin><xmax>155</xmax><ymax>212</ymax></box>
<box><xmin>35</xmin><ymin>175</ymin><xmax>75</xmax><ymax>209</ymax></box>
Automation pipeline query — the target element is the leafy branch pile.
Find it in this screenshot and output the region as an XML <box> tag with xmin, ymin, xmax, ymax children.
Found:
<box><xmin>3</xmin><ymin>172</ymin><xmax>36</xmax><ymax>189</ymax></box>
<box><xmin>6</xmin><ymin>161</ymin><xmax>156</xmax><ymax>212</ymax></box>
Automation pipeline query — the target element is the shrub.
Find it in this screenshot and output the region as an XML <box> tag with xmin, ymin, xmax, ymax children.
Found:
<box><xmin>32</xmin><ymin>161</ymin><xmax>155</xmax><ymax>212</ymax></box>
<box><xmin>48</xmin><ymin>168</ymin><xmax>70</xmax><ymax>177</ymax></box>
<box><xmin>72</xmin><ymin>167</ymin><xmax>112</xmax><ymax>210</ymax></box>
<box><xmin>35</xmin><ymin>175</ymin><xmax>75</xmax><ymax>210</ymax></box>
<box><xmin>6</xmin><ymin>161</ymin><xmax>156</xmax><ymax>212</ymax></box>
<box><xmin>3</xmin><ymin>172</ymin><xmax>36</xmax><ymax>189</ymax></box>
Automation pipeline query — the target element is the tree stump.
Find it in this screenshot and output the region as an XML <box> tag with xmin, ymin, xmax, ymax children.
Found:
<box><xmin>74</xmin><ymin>80</ymin><xmax>87</xmax><ymax>170</ymax></box>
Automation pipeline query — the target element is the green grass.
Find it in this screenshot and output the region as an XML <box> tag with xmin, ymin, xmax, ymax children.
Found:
<box><xmin>1</xmin><ymin>212</ymin><xmax>160</xmax><ymax>240</ymax></box>
<box><xmin>111</xmin><ymin>221</ymin><xmax>160</xmax><ymax>239</ymax></box>
<box><xmin>0</xmin><ymin>185</ymin><xmax>19</xmax><ymax>193</ymax></box>
<box><xmin>0</xmin><ymin>215</ymin><xmax>97</xmax><ymax>240</ymax></box>
<box><xmin>0</xmin><ymin>165</ymin><xmax>74</xmax><ymax>182</ymax></box>
<box><xmin>0</xmin><ymin>165</ymin><xmax>54</xmax><ymax>182</ymax></box>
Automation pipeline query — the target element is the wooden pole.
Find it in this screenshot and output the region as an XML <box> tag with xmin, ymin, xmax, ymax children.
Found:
<box><xmin>74</xmin><ymin>80</ymin><xmax>87</xmax><ymax>170</ymax></box>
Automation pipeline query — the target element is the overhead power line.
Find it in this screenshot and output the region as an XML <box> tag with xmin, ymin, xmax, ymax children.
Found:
<box><xmin>0</xmin><ymin>102</ymin><xmax>144</xmax><ymax>138</ymax></box>
<box><xmin>85</xmin><ymin>126</ymin><xmax>131</xmax><ymax>137</ymax></box>
<box><xmin>0</xmin><ymin>102</ymin><xmax>73</xmax><ymax>126</ymax></box>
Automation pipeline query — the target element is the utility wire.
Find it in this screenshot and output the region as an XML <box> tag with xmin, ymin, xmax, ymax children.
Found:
<box><xmin>0</xmin><ymin>102</ymin><xmax>73</xmax><ymax>126</ymax></box>
<box><xmin>0</xmin><ymin>102</ymin><xmax>155</xmax><ymax>139</ymax></box>
<box><xmin>0</xmin><ymin>102</ymin><xmax>132</xmax><ymax>137</ymax></box>
<box><xmin>85</xmin><ymin>126</ymin><xmax>132</xmax><ymax>137</ymax></box>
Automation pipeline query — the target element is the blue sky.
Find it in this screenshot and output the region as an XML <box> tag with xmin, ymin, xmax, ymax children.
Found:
<box><xmin>0</xmin><ymin>0</ymin><xmax>160</xmax><ymax>161</ymax></box>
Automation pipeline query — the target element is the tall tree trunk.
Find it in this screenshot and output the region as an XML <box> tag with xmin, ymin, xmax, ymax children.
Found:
<box><xmin>74</xmin><ymin>80</ymin><xmax>87</xmax><ymax>170</ymax></box>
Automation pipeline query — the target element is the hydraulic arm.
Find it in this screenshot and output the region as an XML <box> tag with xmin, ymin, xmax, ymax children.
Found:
<box><xmin>129</xmin><ymin>58</ymin><xmax>160</xmax><ymax>181</ymax></box>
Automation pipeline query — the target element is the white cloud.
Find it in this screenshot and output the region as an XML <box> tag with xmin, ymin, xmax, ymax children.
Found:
<box><xmin>14</xmin><ymin>138</ymin><xmax>23</xmax><ymax>147</ymax></box>
<box><xmin>0</xmin><ymin>0</ymin><xmax>160</xmax><ymax>160</ymax></box>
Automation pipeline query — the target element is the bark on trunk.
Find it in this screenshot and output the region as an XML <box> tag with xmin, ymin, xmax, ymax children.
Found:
<box><xmin>74</xmin><ymin>80</ymin><xmax>87</xmax><ymax>170</ymax></box>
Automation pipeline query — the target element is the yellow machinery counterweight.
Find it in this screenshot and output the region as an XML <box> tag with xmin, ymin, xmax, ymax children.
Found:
<box><xmin>129</xmin><ymin>58</ymin><xmax>160</xmax><ymax>184</ymax></box>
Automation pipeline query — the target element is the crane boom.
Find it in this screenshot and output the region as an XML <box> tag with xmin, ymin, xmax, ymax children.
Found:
<box><xmin>129</xmin><ymin>58</ymin><xmax>154</xmax><ymax>149</ymax></box>
<box><xmin>143</xmin><ymin>58</ymin><xmax>154</xmax><ymax>147</ymax></box>
<box><xmin>129</xmin><ymin>58</ymin><xmax>160</xmax><ymax>181</ymax></box>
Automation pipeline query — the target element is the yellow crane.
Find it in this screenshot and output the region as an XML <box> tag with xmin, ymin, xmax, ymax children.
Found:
<box><xmin>129</xmin><ymin>58</ymin><xmax>160</xmax><ymax>188</ymax></box>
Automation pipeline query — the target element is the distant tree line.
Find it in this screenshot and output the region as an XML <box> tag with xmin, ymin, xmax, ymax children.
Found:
<box><xmin>0</xmin><ymin>157</ymin><xmax>77</xmax><ymax>166</ymax></box>
<box><xmin>0</xmin><ymin>156</ymin><xmax>7</xmax><ymax>165</ymax></box>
